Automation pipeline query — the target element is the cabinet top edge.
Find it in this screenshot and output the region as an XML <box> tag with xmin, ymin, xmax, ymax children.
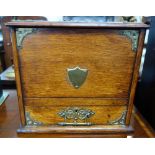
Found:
<box><xmin>6</xmin><ymin>21</ymin><xmax>149</xmax><ymax>29</ymax></box>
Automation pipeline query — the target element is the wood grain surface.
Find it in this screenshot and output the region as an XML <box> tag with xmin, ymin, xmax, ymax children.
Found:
<box><xmin>126</xmin><ymin>29</ymin><xmax>146</xmax><ymax>124</ymax></box>
<box><xmin>17</xmin><ymin>124</ymin><xmax>133</xmax><ymax>134</ymax></box>
<box><xmin>8</xmin><ymin>22</ymin><xmax>148</xmax><ymax>135</ymax></box>
<box><xmin>6</xmin><ymin>22</ymin><xmax>149</xmax><ymax>28</ymax></box>
<box><xmin>19</xmin><ymin>28</ymin><xmax>136</xmax><ymax>98</ymax></box>
<box><xmin>0</xmin><ymin>90</ymin><xmax>154</xmax><ymax>138</ymax></box>
<box><xmin>25</xmin><ymin>105</ymin><xmax>127</xmax><ymax>125</ymax></box>
<box><xmin>11</xmin><ymin>28</ymin><xmax>26</xmax><ymax>125</ymax></box>
<box><xmin>24</xmin><ymin>97</ymin><xmax>128</xmax><ymax>106</ymax></box>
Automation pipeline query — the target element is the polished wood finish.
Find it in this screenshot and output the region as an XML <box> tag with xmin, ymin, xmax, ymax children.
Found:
<box><xmin>25</xmin><ymin>105</ymin><xmax>126</xmax><ymax>125</ymax></box>
<box><xmin>11</xmin><ymin>28</ymin><xmax>25</xmax><ymax>126</ymax></box>
<box><xmin>24</xmin><ymin>98</ymin><xmax>127</xmax><ymax>106</ymax></box>
<box><xmin>17</xmin><ymin>133</ymin><xmax>128</xmax><ymax>138</ymax></box>
<box><xmin>8</xmin><ymin>22</ymin><xmax>148</xmax><ymax>136</ymax></box>
<box><xmin>25</xmin><ymin>95</ymin><xmax>127</xmax><ymax>127</ymax></box>
<box><xmin>6</xmin><ymin>22</ymin><xmax>149</xmax><ymax>28</ymax></box>
<box><xmin>0</xmin><ymin>90</ymin><xmax>155</xmax><ymax>138</ymax></box>
<box><xmin>17</xmin><ymin>125</ymin><xmax>132</xmax><ymax>134</ymax></box>
<box><xmin>19</xmin><ymin>28</ymin><xmax>135</xmax><ymax>98</ymax></box>
<box><xmin>126</xmin><ymin>30</ymin><xmax>146</xmax><ymax>125</ymax></box>
<box><xmin>133</xmin><ymin>109</ymin><xmax>155</xmax><ymax>138</ymax></box>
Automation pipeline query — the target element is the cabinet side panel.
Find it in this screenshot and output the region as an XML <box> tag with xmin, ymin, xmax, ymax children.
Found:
<box><xmin>126</xmin><ymin>29</ymin><xmax>146</xmax><ymax>124</ymax></box>
<box><xmin>11</xmin><ymin>28</ymin><xmax>26</xmax><ymax>125</ymax></box>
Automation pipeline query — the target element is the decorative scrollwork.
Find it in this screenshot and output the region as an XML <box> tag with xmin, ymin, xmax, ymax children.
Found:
<box><xmin>11</xmin><ymin>19</ymin><xmax>39</xmax><ymax>50</ymax></box>
<box><xmin>109</xmin><ymin>111</ymin><xmax>127</xmax><ymax>125</ymax></box>
<box><xmin>16</xmin><ymin>28</ymin><xmax>37</xmax><ymax>49</ymax></box>
<box><xmin>58</xmin><ymin>107</ymin><xmax>95</xmax><ymax>126</ymax></box>
<box><xmin>119</xmin><ymin>30</ymin><xmax>139</xmax><ymax>52</ymax></box>
<box><xmin>25</xmin><ymin>112</ymin><xmax>43</xmax><ymax>126</ymax></box>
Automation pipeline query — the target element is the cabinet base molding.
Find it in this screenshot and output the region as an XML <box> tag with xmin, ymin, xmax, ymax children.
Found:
<box><xmin>17</xmin><ymin>125</ymin><xmax>133</xmax><ymax>137</ymax></box>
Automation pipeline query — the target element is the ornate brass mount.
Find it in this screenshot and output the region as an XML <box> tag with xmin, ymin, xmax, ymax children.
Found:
<box><xmin>58</xmin><ymin>107</ymin><xmax>95</xmax><ymax>126</ymax></box>
<box><xmin>119</xmin><ymin>30</ymin><xmax>139</xmax><ymax>52</ymax></box>
<box><xmin>11</xmin><ymin>19</ymin><xmax>38</xmax><ymax>50</ymax></box>
<box><xmin>25</xmin><ymin>112</ymin><xmax>43</xmax><ymax>126</ymax></box>
<box><xmin>109</xmin><ymin>111</ymin><xmax>127</xmax><ymax>125</ymax></box>
<box><xmin>67</xmin><ymin>66</ymin><xmax>88</xmax><ymax>89</ymax></box>
<box><xmin>16</xmin><ymin>28</ymin><xmax>37</xmax><ymax>50</ymax></box>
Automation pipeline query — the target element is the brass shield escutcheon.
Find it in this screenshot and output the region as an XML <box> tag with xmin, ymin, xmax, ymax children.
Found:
<box><xmin>67</xmin><ymin>66</ymin><xmax>88</xmax><ymax>89</ymax></box>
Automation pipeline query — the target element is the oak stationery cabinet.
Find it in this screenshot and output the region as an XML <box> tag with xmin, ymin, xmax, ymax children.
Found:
<box><xmin>7</xmin><ymin>22</ymin><xmax>148</xmax><ymax>137</ymax></box>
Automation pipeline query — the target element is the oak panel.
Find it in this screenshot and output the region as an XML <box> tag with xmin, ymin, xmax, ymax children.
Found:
<box><xmin>25</xmin><ymin>105</ymin><xmax>127</xmax><ymax>125</ymax></box>
<box><xmin>19</xmin><ymin>28</ymin><xmax>136</xmax><ymax>98</ymax></box>
<box><xmin>24</xmin><ymin>97</ymin><xmax>128</xmax><ymax>106</ymax></box>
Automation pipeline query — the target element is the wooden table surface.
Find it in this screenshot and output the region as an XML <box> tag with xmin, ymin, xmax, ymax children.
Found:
<box><xmin>0</xmin><ymin>89</ymin><xmax>155</xmax><ymax>138</ymax></box>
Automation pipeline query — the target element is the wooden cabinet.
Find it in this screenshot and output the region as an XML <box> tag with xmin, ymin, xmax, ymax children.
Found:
<box><xmin>7</xmin><ymin>22</ymin><xmax>148</xmax><ymax>137</ymax></box>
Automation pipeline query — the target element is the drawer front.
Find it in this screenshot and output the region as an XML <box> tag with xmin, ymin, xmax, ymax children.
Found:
<box><xmin>18</xmin><ymin>28</ymin><xmax>136</xmax><ymax>98</ymax></box>
<box><xmin>24</xmin><ymin>98</ymin><xmax>128</xmax><ymax>106</ymax></box>
<box><xmin>25</xmin><ymin>105</ymin><xmax>127</xmax><ymax>126</ymax></box>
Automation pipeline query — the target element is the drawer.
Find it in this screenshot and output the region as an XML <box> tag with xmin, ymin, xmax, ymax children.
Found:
<box><xmin>25</xmin><ymin>105</ymin><xmax>127</xmax><ymax>126</ymax></box>
<box><xmin>18</xmin><ymin>28</ymin><xmax>136</xmax><ymax>98</ymax></box>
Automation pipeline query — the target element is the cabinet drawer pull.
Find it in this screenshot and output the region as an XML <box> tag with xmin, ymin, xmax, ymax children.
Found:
<box><xmin>57</xmin><ymin>107</ymin><xmax>95</xmax><ymax>126</ymax></box>
<box><xmin>57</xmin><ymin>122</ymin><xmax>94</xmax><ymax>126</ymax></box>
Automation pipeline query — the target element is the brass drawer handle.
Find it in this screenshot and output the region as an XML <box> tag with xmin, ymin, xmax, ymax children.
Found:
<box><xmin>57</xmin><ymin>107</ymin><xmax>95</xmax><ymax>126</ymax></box>
<box><xmin>57</xmin><ymin>122</ymin><xmax>93</xmax><ymax>126</ymax></box>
